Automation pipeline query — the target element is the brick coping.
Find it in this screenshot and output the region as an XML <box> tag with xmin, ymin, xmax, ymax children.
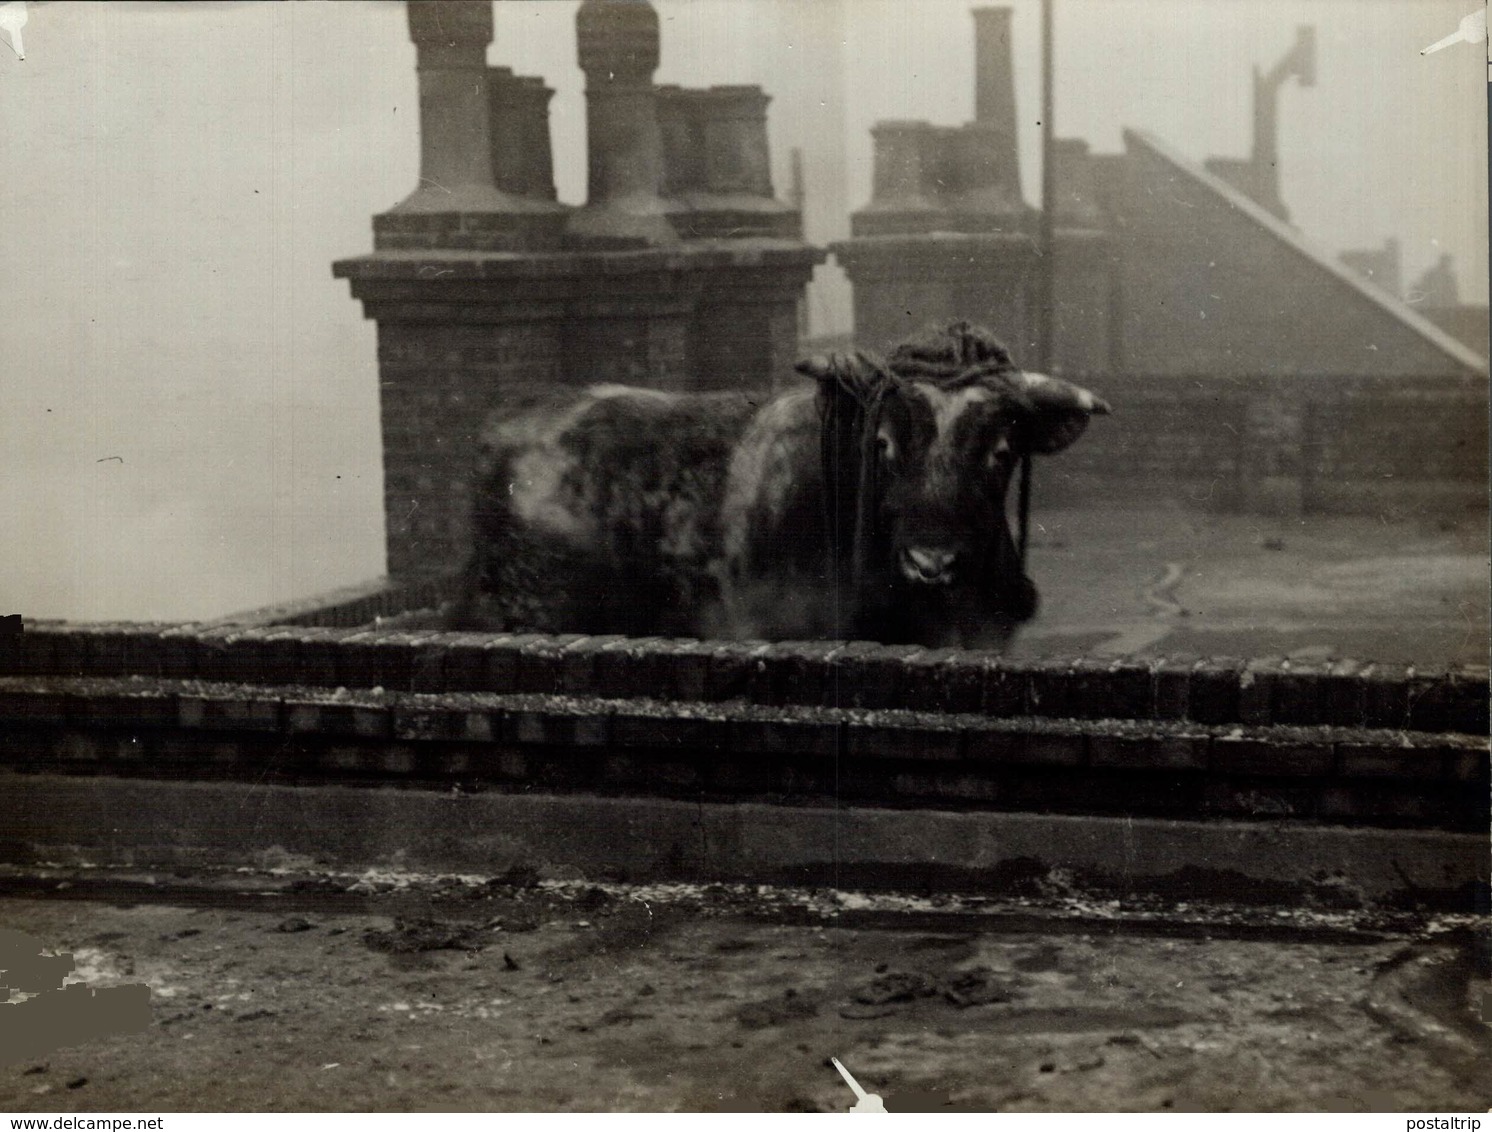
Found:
<box><xmin>6</xmin><ymin>618</ymin><xmax>1487</xmax><ymax>735</ymax></box>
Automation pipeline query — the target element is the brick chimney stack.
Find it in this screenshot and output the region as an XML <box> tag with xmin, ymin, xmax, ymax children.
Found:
<box><xmin>838</xmin><ymin>5</ymin><xmax>1039</xmax><ymax>350</ymax></box>
<box><xmin>336</xmin><ymin>0</ymin><xmax>824</xmax><ymax>580</ymax></box>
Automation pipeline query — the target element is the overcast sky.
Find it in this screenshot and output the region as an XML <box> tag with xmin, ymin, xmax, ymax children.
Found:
<box><xmin>1</xmin><ymin>0</ymin><xmax>1485</xmax><ymax>622</ymax></box>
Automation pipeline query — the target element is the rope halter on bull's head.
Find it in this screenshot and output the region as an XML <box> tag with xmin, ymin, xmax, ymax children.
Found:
<box><xmin>886</xmin><ymin>320</ymin><xmax>1112</xmax><ymax>568</ymax></box>
<box><xmin>798</xmin><ymin>321</ymin><xmax>1111</xmax><ymax>595</ymax></box>
<box><xmin>798</xmin><ymin>349</ymin><xmax>897</xmax><ymax>594</ymax></box>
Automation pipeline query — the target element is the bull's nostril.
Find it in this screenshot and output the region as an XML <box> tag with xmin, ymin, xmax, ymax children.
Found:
<box><xmin>902</xmin><ymin>547</ymin><xmax>957</xmax><ymax>584</ymax></box>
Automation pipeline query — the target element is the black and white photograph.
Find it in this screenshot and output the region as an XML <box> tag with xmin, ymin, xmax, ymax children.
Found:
<box><xmin>1</xmin><ymin>0</ymin><xmax>1488</xmax><ymax>1114</ymax></box>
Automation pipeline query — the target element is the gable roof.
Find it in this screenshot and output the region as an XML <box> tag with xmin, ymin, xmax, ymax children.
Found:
<box><xmin>1125</xmin><ymin>128</ymin><xmax>1489</xmax><ymax>378</ymax></box>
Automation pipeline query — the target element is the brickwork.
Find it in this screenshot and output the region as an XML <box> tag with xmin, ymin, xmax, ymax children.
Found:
<box><xmin>4</xmin><ymin>608</ymin><xmax>1487</xmax><ymax>913</ymax></box>
<box><xmin>1051</xmin><ymin>229</ymin><xmax>1116</xmax><ymax>375</ymax></box>
<box><xmin>1</xmin><ymin>671</ymin><xmax>1484</xmax><ymax>831</ymax></box>
<box><xmin>335</xmin><ymin>0</ymin><xmax>825</xmax><ymax>582</ymax></box>
<box><xmin>5</xmin><ymin>613</ymin><xmax>1487</xmax><ymax>837</ymax></box>
<box><xmin>832</xmin><ymin>235</ymin><xmax>1037</xmax><ymax>356</ymax></box>
<box><xmin>334</xmin><ymin>242</ymin><xmax>824</xmax><ymax>580</ymax></box>
<box><xmin>1034</xmin><ymin>371</ymin><xmax>1488</xmax><ymax>515</ymax></box>
<box><xmin>8</xmin><ymin>621</ymin><xmax>1487</xmax><ymax>735</ymax></box>
<box><xmin>690</xmin><ymin>268</ymin><xmax>805</xmax><ymax>390</ymax></box>
<box><xmin>379</xmin><ymin>319</ymin><xmax>564</xmax><ymax>579</ymax></box>
<box><xmin>831</xmin><ymin>36</ymin><xmax>1485</xmax><ymax>523</ymax></box>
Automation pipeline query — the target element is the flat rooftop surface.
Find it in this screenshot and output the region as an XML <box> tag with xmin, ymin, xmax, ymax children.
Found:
<box><xmin>1006</xmin><ymin>503</ymin><xmax>1488</xmax><ymax>667</ymax></box>
<box><xmin>1</xmin><ymin>872</ymin><xmax>1487</xmax><ymax>1113</ymax></box>
<box><xmin>375</xmin><ymin>502</ymin><xmax>1487</xmax><ymax>671</ymax></box>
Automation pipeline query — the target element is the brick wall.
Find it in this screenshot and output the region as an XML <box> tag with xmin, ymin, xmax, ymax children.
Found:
<box><xmin>1035</xmin><ymin>372</ymin><xmax>1488</xmax><ymax>516</ymax></box>
<box><xmin>1052</xmin><ymin>230</ymin><xmax>1116</xmax><ymax>375</ymax></box>
<box><xmin>4</xmin><ymin>620</ymin><xmax>1485</xmax><ymax>833</ymax></box>
<box><xmin>9</xmin><ymin>621</ymin><xmax>1486</xmax><ymax>733</ymax></box>
<box><xmin>377</xmin><ymin>319</ymin><xmax>567</xmax><ymax>581</ymax></box>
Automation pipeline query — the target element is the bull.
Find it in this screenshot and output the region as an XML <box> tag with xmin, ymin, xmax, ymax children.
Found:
<box><xmin>452</xmin><ymin>321</ymin><xmax>1109</xmax><ymax>648</ymax></box>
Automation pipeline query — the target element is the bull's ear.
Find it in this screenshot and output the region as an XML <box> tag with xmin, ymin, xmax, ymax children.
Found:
<box><xmin>1010</xmin><ymin>371</ymin><xmax>1111</xmax><ymax>454</ymax></box>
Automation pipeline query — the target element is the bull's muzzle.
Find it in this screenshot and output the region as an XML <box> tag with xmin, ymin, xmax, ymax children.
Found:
<box><xmin>900</xmin><ymin>546</ymin><xmax>958</xmax><ymax>586</ymax></box>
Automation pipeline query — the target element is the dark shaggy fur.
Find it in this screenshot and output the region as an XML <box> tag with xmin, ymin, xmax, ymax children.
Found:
<box><xmin>453</xmin><ymin>387</ymin><xmax>758</xmax><ymax>636</ymax></box>
<box><xmin>454</xmin><ymin>324</ymin><xmax>1107</xmax><ymax>647</ymax></box>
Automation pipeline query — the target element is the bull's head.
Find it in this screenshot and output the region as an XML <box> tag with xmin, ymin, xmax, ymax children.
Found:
<box><xmin>797</xmin><ymin>322</ymin><xmax>1109</xmax><ymax>632</ymax></box>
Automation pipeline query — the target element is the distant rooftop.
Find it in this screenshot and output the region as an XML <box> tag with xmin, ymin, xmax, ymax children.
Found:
<box><xmin>1131</xmin><ymin>128</ymin><xmax>1489</xmax><ymax>377</ymax></box>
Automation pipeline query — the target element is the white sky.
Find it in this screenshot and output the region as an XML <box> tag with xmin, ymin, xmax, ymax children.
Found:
<box><xmin>0</xmin><ymin>0</ymin><xmax>1486</xmax><ymax>621</ymax></box>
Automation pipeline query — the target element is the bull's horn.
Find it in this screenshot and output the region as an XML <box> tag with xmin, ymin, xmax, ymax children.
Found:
<box><xmin>796</xmin><ymin>351</ymin><xmax>890</xmax><ymax>386</ymax></box>
<box><xmin>1012</xmin><ymin>371</ymin><xmax>1112</xmax><ymax>415</ymax></box>
<box><xmin>795</xmin><ymin>354</ymin><xmax>836</xmax><ymax>380</ymax></box>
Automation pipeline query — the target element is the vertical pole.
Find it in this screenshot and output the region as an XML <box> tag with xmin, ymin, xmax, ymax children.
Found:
<box><xmin>791</xmin><ymin>146</ymin><xmax>807</xmax><ymax>342</ymax></box>
<box><xmin>1037</xmin><ymin>0</ymin><xmax>1056</xmax><ymax>372</ymax></box>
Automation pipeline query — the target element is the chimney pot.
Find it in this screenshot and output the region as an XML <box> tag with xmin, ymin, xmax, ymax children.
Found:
<box><xmin>568</xmin><ymin>0</ymin><xmax>681</xmax><ymax>247</ymax></box>
<box><xmin>970</xmin><ymin>8</ymin><xmax>1022</xmax><ymax>214</ymax></box>
<box><xmin>376</xmin><ymin>0</ymin><xmax>566</xmax><ymax>250</ymax></box>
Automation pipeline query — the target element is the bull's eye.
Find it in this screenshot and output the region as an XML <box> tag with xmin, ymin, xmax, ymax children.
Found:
<box><xmin>876</xmin><ymin>426</ymin><xmax>897</xmax><ymax>463</ymax></box>
<box><xmin>985</xmin><ymin>437</ymin><xmax>1012</xmax><ymax>471</ymax></box>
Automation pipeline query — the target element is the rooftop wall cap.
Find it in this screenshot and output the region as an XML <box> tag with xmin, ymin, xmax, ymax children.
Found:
<box><xmin>332</xmin><ymin>241</ymin><xmax>826</xmax><ymax>280</ymax></box>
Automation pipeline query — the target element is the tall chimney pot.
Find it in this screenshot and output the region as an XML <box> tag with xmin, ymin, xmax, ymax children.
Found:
<box><xmin>567</xmin><ymin>0</ymin><xmax>681</xmax><ymax>247</ymax></box>
<box><xmin>488</xmin><ymin>69</ymin><xmax>560</xmax><ymax>201</ymax></box>
<box><xmin>375</xmin><ymin>0</ymin><xmax>564</xmax><ymax>250</ymax></box>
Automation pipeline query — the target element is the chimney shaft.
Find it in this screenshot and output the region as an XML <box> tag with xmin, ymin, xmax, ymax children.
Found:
<box><xmin>971</xmin><ymin>8</ymin><xmax>1021</xmax><ymax>205</ymax></box>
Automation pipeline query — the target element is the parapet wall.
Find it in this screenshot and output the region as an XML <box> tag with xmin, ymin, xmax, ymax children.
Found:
<box><xmin>4</xmin><ymin>620</ymin><xmax>1486</xmax><ymax>837</ymax></box>
<box><xmin>10</xmin><ymin>620</ymin><xmax>1487</xmax><ymax>732</ymax></box>
<box><xmin>1035</xmin><ymin>371</ymin><xmax>1488</xmax><ymax>516</ymax></box>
